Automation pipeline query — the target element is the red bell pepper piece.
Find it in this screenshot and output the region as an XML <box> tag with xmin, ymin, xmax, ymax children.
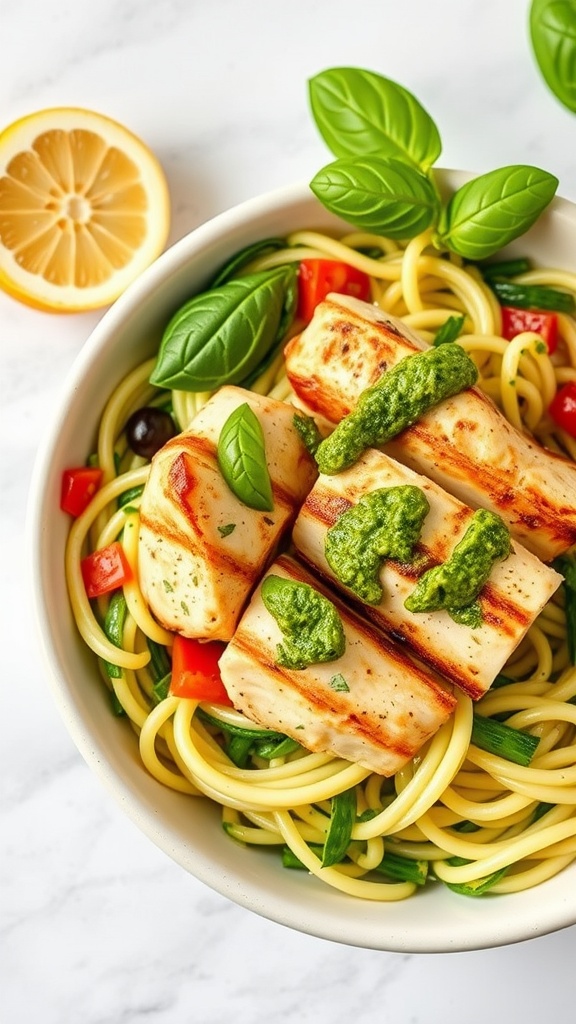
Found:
<box><xmin>61</xmin><ymin>466</ymin><xmax>103</xmax><ymax>517</ymax></box>
<box><xmin>500</xmin><ymin>306</ymin><xmax>558</xmax><ymax>354</ymax></box>
<box><xmin>169</xmin><ymin>634</ymin><xmax>232</xmax><ymax>705</ymax></box>
<box><xmin>297</xmin><ymin>259</ymin><xmax>371</xmax><ymax>323</ymax></box>
<box><xmin>549</xmin><ymin>381</ymin><xmax>576</xmax><ymax>438</ymax></box>
<box><xmin>81</xmin><ymin>541</ymin><xmax>132</xmax><ymax>598</ymax></box>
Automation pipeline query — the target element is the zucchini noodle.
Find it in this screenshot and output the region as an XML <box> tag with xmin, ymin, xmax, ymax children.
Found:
<box><xmin>64</xmin><ymin>227</ymin><xmax>576</xmax><ymax>901</ymax></box>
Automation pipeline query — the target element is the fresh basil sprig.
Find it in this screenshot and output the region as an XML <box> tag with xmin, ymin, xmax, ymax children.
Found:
<box><xmin>529</xmin><ymin>0</ymin><xmax>576</xmax><ymax>113</ymax></box>
<box><xmin>309</xmin><ymin>67</ymin><xmax>441</xmax><ymax>171</ymax></box>
<box><xmin>217</xmin><ymin>402</ymin><xmax>274</xmax><ymax>512</ymax></box>
<box><xmin>150</xmin><ymin>266</ymin><xmax>296</xmax><ymax>392</ymax></box>
<box><xmin>308</xmin><ymin>67</ymin><xmax>559</xmax><ymax>259</ymax></box>
<box><xmin>310</xmin><ymin>156</ymin><xmax>440</xmax><ymax>238</ymax></box>
<box><xmin>436</xmin><ymin>165</ymin><xmax>559</xmax><ymax>259</ymax></box>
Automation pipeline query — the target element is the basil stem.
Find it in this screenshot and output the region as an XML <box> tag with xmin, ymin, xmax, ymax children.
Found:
<box><xmin>150</xmin><ymin>266</ymin><xmax>296</xmax><ymax>392</ymax></box>
<box><xmin>471</xmin><ymin>713</ymin><xmax>540</xmax><ymax>766</ymax></box>
<box><xmin>436</xmin><ymin>165</ymin><xmax>559</xmax><ymax>260</ymax></box>
<box><xmin>308</xmin><ymin>67</ymin><xmax>442</xmax><ymax>172</ymax></box>
<box><xmin>217</xmin><ymin>402</ymin><xmax>274</xmax><ymax>512</ymax></box>
<box><xmin>529</xmin><ymin>0</ymin><xmax>576</xmax><ymax>113</ymax></box>
<box><xmin>310</xmin><ymin>156</ymin><xmax>439</xmax><ymax>239</ymax></box>
<box><xmin>322</xmin><ymin>787</ymin><xmax>357</xmax><ymax>867</ymax></box>
<box><xmin>210</xmin><ymin>237</ymin><xmax>288</xmax><ymax>287</ymax></box>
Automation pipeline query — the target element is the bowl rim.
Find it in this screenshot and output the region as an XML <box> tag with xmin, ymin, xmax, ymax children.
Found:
<box><xmin>27</xmin><ymin>175</ymin><xmax>576</xmax><ymax>952</ymax></box>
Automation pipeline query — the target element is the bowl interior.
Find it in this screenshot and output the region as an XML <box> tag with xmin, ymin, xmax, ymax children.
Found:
<box><xmin>29</xmin><ymin>173</ymin><xmax>576</xmax><ymax>952</ymax></box>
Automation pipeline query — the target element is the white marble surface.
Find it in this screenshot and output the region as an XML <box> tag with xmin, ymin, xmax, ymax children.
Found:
<box><xmin>3</xmin><ymin>1</ymin><xmax>576</xmax><ymax>1020</ymax></box>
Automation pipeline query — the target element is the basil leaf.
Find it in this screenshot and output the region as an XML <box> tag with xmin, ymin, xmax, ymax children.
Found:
<box><xmin>150</xmin><ymin>266</ymin><xmax>296</xmax><ymax>392</ymax></box>
<box><xmin>310</xmin><ymin>156</ymin><xmax>440</xmax><ymax>239</ymax></box>
<box><xmin>241</xmin><ymin>266</ymin><xmax>298</xmax><ymax>388</ymax></box>
<box><xmin>309</xmin><ymin>67</ymin><xmax>441</xmax><ymax>171</ymax></box>
<box><xmin>217</xmin><ymin>403</ymin><xmax>274</xmax><ymax>512</ymax></box>
<box><xmin>436</xmin><ymin>165</ymin><xmax>559</xmax><ymax>259</ymax></box>
<box><xmin>210</xmin><ymin>237</ymin><xmax>288</xmax><ymax>287</ymax></box>
<box><xmin>529</xmin><ymin>0</ymin><xmax>576</xmax><ymax>113</ymax></box>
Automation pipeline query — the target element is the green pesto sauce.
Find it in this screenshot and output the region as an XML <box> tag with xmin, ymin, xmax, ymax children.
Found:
<box><xmin>261</xmin><ymin>574</ymin><xmax>346</xmax><ymax>670</ymax></box>
<box><xmin>315</xmin><ymin>343</ymin><xmax>479</xmax><ymax>475</ymax></box>
<box><xmin>404</xmin><ymin>508</ymin><xmax>511</xmax><ymax>627</ymax></box>
<box><xmin>325</xmin><ymin>485</ymin><xmax>430</xmax><ymax>604</ymax></box>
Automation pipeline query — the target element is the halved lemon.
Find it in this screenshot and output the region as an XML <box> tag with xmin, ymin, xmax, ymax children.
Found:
<box><xmin>0</xmin><ymin>107</ymin><xmax>170</xmax><ymax>311</ymax></box>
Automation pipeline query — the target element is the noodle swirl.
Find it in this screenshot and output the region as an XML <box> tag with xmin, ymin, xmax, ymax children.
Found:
<box><xmin>64</xmin><ymin>228</ymin><xmax>576</xmax><ymax>900</ymax></box>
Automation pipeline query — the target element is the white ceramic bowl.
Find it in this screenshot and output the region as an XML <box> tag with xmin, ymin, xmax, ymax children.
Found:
<box><xmin>29</xmin><ymin>173</ymin><xmax>576</xmax><ymax>952</ymax></box>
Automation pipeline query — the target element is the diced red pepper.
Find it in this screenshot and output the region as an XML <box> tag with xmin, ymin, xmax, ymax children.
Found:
<box><xmin>81</xmin><ymin>541</ymin><xmax>132</xmax><ymax>598</ymax></box>
<box><xmin>500</xmin><ymin>306</ymin><xmax>558</xmax><ymax>354</ymax></box>
<box><xmin>549</xmin><ymin>381</ymin><xmax>576</xmax><ymax>438</ymax></box>
<box><xmin>297</xmin><ymin>259</ymin><xmax>371</xmax><ymax>324</ymax></box>
<box><xmin>61</xmin><ymin>466</ymin><xmax>103</xmax><ymax>517</ymax></box>
<box><xmin>169</xmin><ymin>634</ymin><xmax>232</xmax><ymax>705</ymax></box>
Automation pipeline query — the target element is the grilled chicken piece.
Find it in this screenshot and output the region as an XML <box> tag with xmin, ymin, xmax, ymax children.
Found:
<box><xmin>292</xmin><ymin>448</ymin><xmax>562</xmax><ymax>700</ymax></box>
<box><xmin>219</xmin><ymin>554</ymin><xmax>456</xmax><ymax>776</ymax></box>
<box><xmin>138</xmin><ymin>387</ymin><xmax>317</xmax><ymax>640</ymax></box>
<box><xmin>284</xmin><ymin>293</ymin><xmax>576</xmax><ymax>561</ymax></box>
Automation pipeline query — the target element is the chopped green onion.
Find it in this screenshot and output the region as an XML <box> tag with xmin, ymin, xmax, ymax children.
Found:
<box><xmin>282</xmin><ymin>844</ymin><xmax>325</xmax><ymax>869</ymax></box>
<box><xmin>101</xmin><ymin>592</ymin><xmax>128</xmax><ymax>679</ymax></box>
<box><xmin>489</xmin><ymin>280</ymin><xmax>575</xmax><ymax>314</ymax></box>
<box><xmin>471</xmin><ymin>713</ymin><xmax>540</xmax><ymax>766</ymax></box>
<box><xmin>533</xmin><ymin>802</ymin><xmax>555</xmax><ymax>822</ymax></box>
<box><xmin>151</xmin><ymin>673</ymin><xmax>171</xmax><ymax>705</ymax></box>
<box><xmin>374</xmin><ymin>850</ymin><xmax>428</xmax><ymax>885</ymax></box>
<box><xmin>552</xmin><ymin>553</ymin><xmax>576</xmax><ymax>666</ymax></box>
<box><xmin>148</xmin><ymin>638</ymin><xmax>171</xmax><ymax>682</ymax></box>
<box><xmin>443</xmin><ymin>856</ymin><xmax>509</xmax><ymax>896</ymax></box>
<box><xmin>322</xmin><ymin>787</ymin><xmax>357</xmax><ymax>867</ymax></box>
<box><xmin>432</xmin><ymin>314</ymin><xmax>465</xmax><ymax>346</ymax></box>
<box><xmin>356</xmin><ymin>808</ymin><xmax>379</xmax><ymax>823</ymax></box>
<box><xmin>490</xmin><ymin>672</ymin><xmax>516</xmax><ymax>689</ymax></box>
<box><xmin>226</xmin><ymin>734</ymin><xmax>255</xmax><ymax>768</ymax></box>
<box><xmin>452</xmin><ymin>819</ymin><xmax>481</xmax><ymax>833</ymax></box>
<box><xmin>481</xmin><ymin>257</ymin><xmax>532</xmax><ymax>280</ymax></box>
<box><xmin>110</xmin><ymin>688</ymin><xmax>126</xmax><ymax>717</ymax></box>
<box><xmin>197</xmin><ymin>708</ymin><xmax>286</xmax><ymax>742</ymax></box>
<box><xmin>252</xmin><ymin>736</ymin><xmax>302</xmax><ymax>760</ymax></box>
<box><xmin>118</xmin><ymin>484</ymin><xmax>145</xmax><ymax>508</ymax></box>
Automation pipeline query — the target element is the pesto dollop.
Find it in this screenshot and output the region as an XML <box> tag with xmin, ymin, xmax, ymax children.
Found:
<box><xmin>315</xmin><ymin>343</ymin><xmax>479</xmax><ymax>475</ymax></box>
<box><xmin>261</xmin><ymin>575</ymin><xmax>346</xmax><ymax>669</ymax></box>
<box><xmin>404</xmin><ymin>508</ymin><xmax>511</xmax><ymax>627</ymax></box>
<box><xmin>325</xmin><ymin>485</ymin><xmax>430</xmax><ymax>604</ymax></box>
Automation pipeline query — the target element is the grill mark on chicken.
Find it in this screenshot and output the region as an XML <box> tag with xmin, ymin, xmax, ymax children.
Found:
<box><xmin>221</xmin><ymin>554</ymin><xmax>457</xmax><ymax>773</ymax></box>
<box><xmin>285</xmin><ymin>294</ymin><xmax>576</xmax><ymax>559</ymax></box>
<box><xmin>291</xmin><ymin>446</ymin><xmax>561</xmax><ymax>700</ymax></box>
<box><xmin>228</xmin><ymin>627</ymin><xmax>420</xmax><ymax>761</ymax></box>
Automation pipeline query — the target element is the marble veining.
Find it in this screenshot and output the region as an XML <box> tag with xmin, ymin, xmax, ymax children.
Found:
<box><xmin>2</xmin><ymin>1</ymin><xmax>575</xmax><ymax>1021</ymax></box>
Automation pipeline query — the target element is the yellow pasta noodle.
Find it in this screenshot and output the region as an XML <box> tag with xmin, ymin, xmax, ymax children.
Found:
<box><xmin>63</xmin><ymin>227</ymin><xmax>576</xmax><ymax>901</ymax></box>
